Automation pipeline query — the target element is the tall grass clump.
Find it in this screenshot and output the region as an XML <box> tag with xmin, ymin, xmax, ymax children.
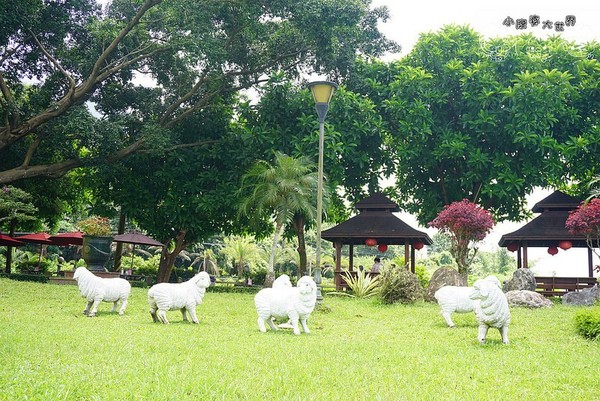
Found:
<box><xmin>575</xmin><ymin>308</ymin><xmax>600</xmax><ymax>340</ymax></box>
<box><xmin>378</xmin><ymin>265</ymin><xmax>423</xmax><ymax>304</ymax></box>
<box><xmin>339</xmin><ymin>268</ymin><xmax>380</xmax><ymax>298</ymax></box>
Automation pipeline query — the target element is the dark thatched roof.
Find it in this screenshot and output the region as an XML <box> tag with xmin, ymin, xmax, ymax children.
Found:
<box><xmin>498</xmin><ymin>210</ymin><xmax>588</xmax><ymax>248</ymax></box>
<box><xmin>531</xmin><ymin>190</ymin><xmax>582</xmax><ymax>213</ymax></box>
<box><xmin>322</xmin><ymin>193</ymin><xmax>432</xmax><ymax>246</ymax></box>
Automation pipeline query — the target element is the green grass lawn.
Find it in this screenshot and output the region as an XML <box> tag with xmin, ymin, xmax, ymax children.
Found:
<box><xmin>1</xmin><ymin>278</ymin><xmax>599</xmax><ymax>401</ymax></box>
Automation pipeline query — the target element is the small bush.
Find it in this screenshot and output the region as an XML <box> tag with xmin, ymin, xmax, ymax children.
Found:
<box><xmin>379</xmin><ymin>266</ymin><xmax>423</xmax><ymax>304</ymax></box>
<box><xmin>9</xmin><ymin>273</ymin><xmax>49</xmax><ymax>283</ymax></box>
<box><xmin>575</xmin><ymin>309</ymin><xmax>600</xmax><ymax>340</ymax></box>
<box><xmin>339</xmin><ymin>268</ymin><xmax>380</xmax><ymax>298</ymax></box>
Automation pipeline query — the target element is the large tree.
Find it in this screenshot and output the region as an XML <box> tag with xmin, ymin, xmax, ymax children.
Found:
<box><xmin>0</xmin><ymin>0</ymin><xmax>397</xmax><ymax>185</ymax></box>
<box><xmin>347</xmin><ymin>25</ymin><xmax>600</xmax><ymax>224</ymax></box>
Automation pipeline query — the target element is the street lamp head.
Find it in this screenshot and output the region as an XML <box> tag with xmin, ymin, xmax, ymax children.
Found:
<box><xmin>308</xmin><ymin>81</ymin><xmax>338</xmax><ymax>122</ymax></box>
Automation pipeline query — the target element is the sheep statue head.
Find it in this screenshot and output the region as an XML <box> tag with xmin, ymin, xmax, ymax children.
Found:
<box><xmin>470</xmin><ymin>278</ymin><xmax>511</xmax><ymax>344</ymax></box>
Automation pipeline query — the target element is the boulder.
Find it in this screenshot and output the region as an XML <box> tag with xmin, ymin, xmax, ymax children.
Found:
<box><xmin>425</xmin><ymin>266</ymin><xmax>467</xmax><ymax>302</ymax></box>
<box><xmin>506</xmin><ymin>290</ymin><xmax>553</xmax><ymax>308</ymax></box>
<box><xmin>563</xmin><ymin>285</ymin><xmax>600</xmax><ymax>306</ymax></box>
<box><xmin>503</xmin><ymin>268</ymin><xmax>536</xmax><ymax>292</ymax></box>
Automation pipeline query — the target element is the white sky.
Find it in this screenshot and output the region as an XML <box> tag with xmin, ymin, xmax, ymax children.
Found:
<box><xmin>371</xmin><ymin>0</ymin><xmax>600</xmax><ymax>276</ymax></box>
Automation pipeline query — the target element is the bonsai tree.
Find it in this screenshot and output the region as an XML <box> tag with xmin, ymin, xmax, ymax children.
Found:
<box><xmin>565</xmin><ymin>198</ymin><xmax>600</xmax><ymax>261</ymax></box>
<box><xmin>428</xmin><ymin>199</ymin><xmax>495</xmax><ymax>279</ymax></box>
<box><xmin>76</xmin><ymin>216</ymin><xmax>112</xmax><ymax>237</ymax></box>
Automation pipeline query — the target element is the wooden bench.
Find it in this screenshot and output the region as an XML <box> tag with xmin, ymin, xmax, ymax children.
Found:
<box><xmin>534</xmin><ymin>276</ymin><xmax>598</xmax><ymax>297</ymax></box>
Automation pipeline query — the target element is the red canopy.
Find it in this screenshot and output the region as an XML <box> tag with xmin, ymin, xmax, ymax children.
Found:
<box><xmin>16</xmin><ymin>232</ymin><xmax>53</xmax><ymax>244</ymax></box>
<box><xmin>49</xmin><ymin>231</ymin><xmax>84</xmax><ymax>246</ymax></box>
<box><xmin>0</xmin><ymin>233</ymin><xmax>24</xmax><ymax>246</ymax></box>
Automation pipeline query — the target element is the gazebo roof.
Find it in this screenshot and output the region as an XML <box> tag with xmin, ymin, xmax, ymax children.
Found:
<box><xmin>531</xmin><ymin>190</ymin><xmax>582</xmax><ymax>213</ymax></box>
<box><xmin>322</xmin><ymin>193</ymin><xmax>432</xmax><ymax>246</ymax></box>
<box><xmin>498</xmin><ymin>211</ymin><xmax>587</xmax><ymax>248</ymax></box>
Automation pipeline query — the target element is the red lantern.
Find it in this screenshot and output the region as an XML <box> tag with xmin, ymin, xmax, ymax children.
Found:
<box><xmin>558</xmin><ymin>240</ymin><xmax>572</xmax><ymax>250</ymax></box>
<box><xmin>413</xmin><ymin>241</ymin><xmax>424</xmax><ymax>250</ymax></box>
<box><xmin>377</xmin><ymin>244</ymin><xmax>388</xmax><ymax>253</ymax></box>
<box><xmin>365</xmin><ymin>238</ymin><xmax>377</xmax><ymax>247</ymax></box>
<box><xmin>547</xmin><ymin>246</ymin><xmax>558</xmax><ymax>256</ymax></box>
<box><xmin>507</xmin><ymin>243</ymin><xmax>519</xmax><ymax>252</ymax></box>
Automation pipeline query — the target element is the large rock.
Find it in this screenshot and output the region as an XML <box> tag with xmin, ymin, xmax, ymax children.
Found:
<box><xmin>563</xmin><ymin>285</ymin><xmax>600</xmax><ymax>306</ymax></box>
<box><xmin>506</xmin><ymin>290</ymin><xmax>553</xmax><ymax>308</ymax></box>
<box><xmin>425</xmin><ymin>266</ymin><xmax>467</xmax><ymax>302</ymax></box>
<box><xmin>503</xmin><ymin>268</ymin><xmax>536</xmax><ymax>292</ymax></box>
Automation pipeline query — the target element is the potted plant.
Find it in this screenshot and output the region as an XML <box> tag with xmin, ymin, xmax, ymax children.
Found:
<box><xmin>77</xmin><ymin>216</ymin><xmax>113</xmax><ymax>271</ymax></box>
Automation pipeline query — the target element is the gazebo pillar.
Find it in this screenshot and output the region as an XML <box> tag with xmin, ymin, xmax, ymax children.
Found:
<box><xmin>523</xmin><ymin>243</ymin><xmax>528</xmax><ymax>269</ymax></box>
<box><xmin>349</xmin><ymin>244</ymin><xmax>354</xmax><ymax>271</ymax></box>
<box><xmin>410</xmin><ymin>245</ymin><xmax>416</xmax><ymax>273</ymax></box>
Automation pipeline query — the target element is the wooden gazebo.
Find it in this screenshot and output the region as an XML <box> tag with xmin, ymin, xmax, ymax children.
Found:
<box><xmin>321</xmin><ymin>193</ymin><xmax>432</xmax><ymax>290</ymax></box>
<box><xmin>498</xmin><ymin>190</ymin><xmax>597</xmax><ymax>295</ymax></box>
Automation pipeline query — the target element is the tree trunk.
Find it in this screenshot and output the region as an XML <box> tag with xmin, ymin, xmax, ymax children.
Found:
<box><xmin>292</xmin><ymin>214</ymin><xmax>307</xmax><ymax>278</ymax></box>
<box><xmin>265</xmin><ymin>222</ymin><xmax>283</xmax><ymax>288</ymax></box>
<box><xmin>4</xmin><ymin>220</ymin><xmax>17</xmax><ymax>274</ymax></box>
<box><xmin>113</xmin><ymin>211</ymin><xmax>126</xmax><ymax>272</ymax></box>
<box><xmin>156</xmin><ymin>229</ymin><xmax>187</xmax><ymax>283</ymax></box>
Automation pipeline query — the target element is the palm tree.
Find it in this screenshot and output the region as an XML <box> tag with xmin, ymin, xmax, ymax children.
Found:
<box><xmin>220</xmin><ymin>235</ymin><xmax>261</xmax><ymax>279</ymax></box>
<box><xmin>239</xmin><ymin>152</ymin><xmax>324</xmax><ymax>286</ymax></box>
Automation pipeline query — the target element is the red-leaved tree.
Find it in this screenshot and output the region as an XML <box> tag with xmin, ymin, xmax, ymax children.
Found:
<box><xmin>429</xmin><ymin>199</ymin><xmax>495</xmax><ymax>279</ymax></box>
<box><xmin>565</xmin><ymin>199</ymin><xmax>600</xmax><ymax>260</ymax></box>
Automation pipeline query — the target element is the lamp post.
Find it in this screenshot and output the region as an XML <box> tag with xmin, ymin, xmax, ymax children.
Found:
<box><xmin>308</xmin><ymin>80</ymin><xmax>337</xmax><ymax>302</ymax></box>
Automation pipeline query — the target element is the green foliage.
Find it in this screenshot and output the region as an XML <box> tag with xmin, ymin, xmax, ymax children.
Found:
<box><xmin>575</xmin><ymin>308</ymin><xmax>600</xmax><ymax>340</ymax></box>
<box><xmin>0</xmin><ymin>185</ymin><xmax>38</xmax><ymax>231</ymax></box>
<box><xmin>378</xmin><ymin>266</ymin><xmax>424</xmax><ymax>304</ymax></box>
<box><xmin>338</xmin><ymin>268</ymin><xmax>380</xmax><ymax>298</ymax></box>
<box><xmin>347</xmin><ymin>25</ymin><xmax>600</xmax><ymax>224</ymax></box>
<box><xmin>7</xmin><ymin>273</ymin><xmax>48</xmax><ymax>283</ymax></box>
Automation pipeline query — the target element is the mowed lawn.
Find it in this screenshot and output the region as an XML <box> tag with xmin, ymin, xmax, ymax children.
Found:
<box><xmin>1</xmin><ymin>278</ymin><xmax>599</xmax><ymax>401</ymax></box>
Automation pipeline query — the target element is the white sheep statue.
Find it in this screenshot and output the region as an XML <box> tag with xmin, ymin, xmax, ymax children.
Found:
<box><xmin>254</xmin><ymin>275</ymin><xmax>317</xmax><ymax>335</ymax></box>
<box><xmin>434</xmin><ymin>275</ymin><xmax>501</xmax><ymax>327</ymax></box>
<box><xmin>148</xmin><ymin>271</ymin><xmax>211</xmax><ymax>324</ymax></box>
<box><xmin>273</xmin><ymin>274</ymin><xmax>292</xmax><ymax>288</ymax></box>
<box><xmin>470</xmin><ymin>278</ymin><xmax>511</xmax><ymax>344</ymax></box>
<box><xmin>73</xmin><ymin>266</ymin><xmax>131</xmax><ymax>317</ymax></box>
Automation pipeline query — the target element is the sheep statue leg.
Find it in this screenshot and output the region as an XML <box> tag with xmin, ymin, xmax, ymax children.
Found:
<box><xmin>88</xmin><ymin>298</ymin><xmax>103</xmax><ymax>317</ymax></box>
<box><xmin>441</xmin><ymin>311</ymin><xmax>456</xmax><ymax>328</ymax></box>
<box><xmin>83</xmin><ymin>301</ymin><xmax>93</xmax><ymax>315</ymax></box>
<box><xmin>181</xmin><ymin>308</ymin><xmax>189</xmax><ymax>322</ymax></box>
<box><xmin>110</xmin><ymin>301</ymin><xmax>119</xmax><ymax>313</ymax></box>
<box><xmin>186</xmin><ymin>305</ymin><xmax>200</xmax><ymax>324</ymax></box>
<box><xmin>289</xmin><ymin>311</ymin><xmax>301</xmax><ymax>335</ymax></box>
<box><xmin>149</xmin><ymin>300</ymin><xmax>159</xmax><ymax>323</ymax></box>
<box><xmin>257</xmin><ymin>317</ymin><xmax>268</xmax><ymax>332</ymax></box>
<box><xmin>118</xmin><ymin>298</ymin><xmax>128</xmax><ymax>315</ymax></box>
<box><xmin>477</xmin><ymin>325</ymin><xmax>489</xmax><ymax>343</ymax></box>
<box><xmin>157</xmin><ymin>309</ymin><xmax>170</xmax><ymax>324</ymax></box>
<box><xmin>500</xmin><ymin>326</ymin><xmax>509</xmax><ymax>344</ymax></box>
<box><xmin>300</xmin><ymin>318</ymin><xmax>310</xmax><ymax>334</ymax></box>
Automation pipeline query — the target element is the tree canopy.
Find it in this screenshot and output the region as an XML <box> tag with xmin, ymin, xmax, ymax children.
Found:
<box><xmin>0</xmin><ymin>0</ymin><xmax>397</xmax><ymax>184</ymax></box>
<box><xmin>347</xmin><ymin>25</ymin><xmax>600</xmax><ymax>224</ymax></box>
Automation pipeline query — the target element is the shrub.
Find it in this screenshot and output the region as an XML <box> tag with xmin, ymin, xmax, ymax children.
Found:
<box><xmin>575</xmin><ymin>309</ymin><xmax>600</xmax><ymax>340</ymax></box>
<box><xmin>9</xmin><ymin>273</ymin><xmax>49</xmax><ymax>283</ymax></box>
<box><xmin>379</xmin><ymin>266</ymin><xmax>423</xmax><ymax>304</ymax></box>
<box><xmin>337</xmin><ymin>268</ymin><xmax>380</xmax><ymax>298</ymax></box>
<box><xmin>428</xmin><ymin>199</ymin><xmax>494</xmax><ymax>278</ymax></box>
